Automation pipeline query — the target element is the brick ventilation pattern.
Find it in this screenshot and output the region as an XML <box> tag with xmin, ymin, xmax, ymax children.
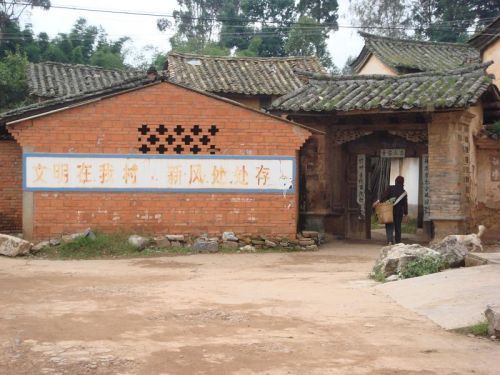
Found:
<box><xmin>137</xmin><ymin>124</ymin><xmax>220</xmax><ymax>155</ymax></box>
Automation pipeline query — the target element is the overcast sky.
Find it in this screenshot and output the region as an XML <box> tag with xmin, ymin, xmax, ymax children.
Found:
<box><xmin>21</xmin><ymin>0</ymin><xmax>364</xmax><ymax>69</ymax></box>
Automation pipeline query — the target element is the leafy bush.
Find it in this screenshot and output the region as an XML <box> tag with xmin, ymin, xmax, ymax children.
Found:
<box><xmin>400</xmin><ymin>255</ymin><xmax>447</xmax><ymax>279</ymax></box>
<box><xmin>453</xmin><ymin>321</ymin><xmax>490</xmax><ymax>337</ymax></box>
<box><xmin>486</xmin><ymin>121</ymin><xmax>500</xmax><ymax>136</ymax></box>
<box><xmin>370</xmin><ymin>264</ymin><xmax>386</xmax><ymax>282</ymax></box>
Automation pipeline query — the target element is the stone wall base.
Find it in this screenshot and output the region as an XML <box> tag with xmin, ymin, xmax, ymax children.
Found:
<box><xmin>432</xmin><ymin>219</ymin><xmax>466</xmax><ymax>240</ymax></box>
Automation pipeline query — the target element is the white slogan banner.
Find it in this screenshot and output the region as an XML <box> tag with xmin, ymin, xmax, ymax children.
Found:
<box><xmin>24</xmin><ymin>154</ymin><xmax>295</xmax><ymax>193</ymax></box>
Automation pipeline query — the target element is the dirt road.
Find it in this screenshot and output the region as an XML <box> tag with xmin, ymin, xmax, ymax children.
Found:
<box><xmin>0</xmin><ymin>242</ymin><xmax>497</xmax><ymax>374</ymax></box>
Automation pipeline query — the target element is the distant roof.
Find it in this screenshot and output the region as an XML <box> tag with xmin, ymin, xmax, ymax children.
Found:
<box><xmin>167</xmin><ymin>52</ymin><xmax>326</xmax><ymax>96</ymax></box>
<box><xmin>28</xmin><ymin>61</ymin><xmax>146</xmax><ymax>99</ymax></box>
<box><xmin>1</xmin><ymin>72</ymin><xmax>318</xmax><ymax>135</ymax></box>
<box><xmin>270</xmin><ymin>64</ymin><xmax>497</xmax><ymax>113</ymax></box>
<box><xmin>468</xmin><ymin>15</ymin><xmax>500</xmax><ymax>52</ymax></box>
<box><xmin>351</xmin><ymin>32</ymin><xmax>481</xmax><ymax>74</ymax></box>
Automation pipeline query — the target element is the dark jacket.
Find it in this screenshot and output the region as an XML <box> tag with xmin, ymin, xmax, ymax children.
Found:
<box><xmin>381</xmin><ymin>184</ymin><xmax>408</xmax><ymax>216</ymax></box>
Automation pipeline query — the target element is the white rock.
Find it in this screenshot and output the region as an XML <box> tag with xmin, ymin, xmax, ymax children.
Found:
<box><xmin>264</xmin><ymin>239</ymin><xmax>277</xmax><ymax>248</ymax></box>
<box><xmin>32</xmin><ymin>241</ymin><xmax>50</xmax><ymax>252</ymax></box>
<box><xmin>239</xmin><ymin>245</ymin><xmax>256</xmax><ymax>252</ymax></box>
<box><xmin>128</xmin><ymin>235</ymin><xmax>149</xmax><ymax>250</ymax></box>
<box><xmin>385</xmin><ymin>275</ymin><xmax>400</xmax><ymax>282</ymax></box>
<box><xmin>372</xmin><ymin>243</ymin><xmax>442</xmax><ymax>278</ymax></box>
<box><xmin>49</xmin><ymin>239</ymin><xmax>61</xmax><ymax>246</ymax></box>
<box><xmin>485</xmin><ymin>304</ymin><xmax>500</xmax><ymax>337</ymax></box>
<box><xmin>430</xmin><ymin>237</ymin><xmax>468</xmax><ymax>268</ymax></box>
<box><xmin>61</xmin><ymin>228</ymin><xmax>95</xmax><ymax>243</ymax></box>
<box><xmin>222</xmin><ymin>231</ymin><xmax>239</xmax><ymax>242</ymax></box>
<box><xmin>0</xmin><ymin>234</ymin><xmax>33</xmax><ymax>257</ymax></box>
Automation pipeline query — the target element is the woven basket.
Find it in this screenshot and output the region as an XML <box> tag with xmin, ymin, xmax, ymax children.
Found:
<box><xmin>375</xmin><ymin>202</ymin><xmax>393</xmax><ymax>224</ymax></box>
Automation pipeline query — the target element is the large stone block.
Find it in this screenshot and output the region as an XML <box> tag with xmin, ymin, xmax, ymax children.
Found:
<box><xmin>0</xmin><ymin>234</ymin><xmax>32</xmax><ymax>257</ymax></box>
<box><xmin>485</xmin><ymin>305</ymin><xmax>500</xmax><ymax>337</ymax></box>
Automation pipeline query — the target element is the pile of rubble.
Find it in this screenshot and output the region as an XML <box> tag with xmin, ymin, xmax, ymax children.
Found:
<box><xmin>128</xmin><ymin>230</ymin><xmax>322</xmax><ymax>253</ymax></box>
<box><xmin>0</xmin><ymin>230</ymin><xmax>323</xmax><ymax>257</ymax></box>
<box><xmin>371</xmin><ymin>236</ymin><xmax>471</xmax><ymax>280</ymax></box>
<box><xmin>0</xmin><ymin>229</ymin><xmax>96</xmax><ymax>257</ymax></box>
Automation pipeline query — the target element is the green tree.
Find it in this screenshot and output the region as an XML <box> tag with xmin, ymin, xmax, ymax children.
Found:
<box><xmin>411</xmin><ymin>0</ymin><xmax>500</xmax><ymax>42</ymax></box>
<box><xmin>349</xmin><ymin>0</ymin><xmax>411</xmax><ymax>38</ymax></box>
<box><xmin>218</xmin><ymin>0</ymin><xmax>253</xmax><ymax>51</ymax></box>
<box><xmin>240</xmin><ymin>0</ymin><xmax>296</xmax><ymax>56</ymax></box>
<box><xmin>0</xmin><ymin>0</ymin><xmax>50</xmax><ymax>39</ymax></box>
<box><xmin>0</xmin><ymin>50</ymin><xmax>29</xmax><ymax>111</ymax></box>
<box><xmin>342</xmin><ymin>55</ymin><xmax>356</xmax><ymax>75</ymax></box>
<box><xmin>170</xmin><ymin>34</ymin><xmax>229</xmax><ymax>55</ymax></box>
<box><xmin>411</xmin><ymin>0</ymin><xmax>475</xmax><ymax>42</ymax></box>
<box><xmin>285</xmin><ymin>16</ymin><xmax>335</xmax><ymax>70</ymax></box>
<box><xmin>158</xmin><ymin>0</ymin><xmax>226</xmax><ymax>52</ymax></box>
<box><xmin>297</xmin><ymin>0</ymin><xmax>339</xmax><ymax>31</ymax></box>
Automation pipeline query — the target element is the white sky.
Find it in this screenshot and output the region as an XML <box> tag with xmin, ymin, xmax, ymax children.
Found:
<box><xmin>21</xmin><ymin>0</ymin><xmax>364</xmax><ymax>69</ymax></box>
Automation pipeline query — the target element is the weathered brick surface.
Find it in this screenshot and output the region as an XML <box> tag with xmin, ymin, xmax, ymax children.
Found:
<box><xmin>8</xmin><ymin>82</ymin><xmax>310</xmax><ymax>239</ymax></box>
<box><xmin>428</xmin><ymin>112</ymin><xmax>467</xmax><ymax>237</ymax></box>
<box><xmin>0</xmin><ymin>140</ymin><xmax>22</xmax><ymax>233</ymax></box>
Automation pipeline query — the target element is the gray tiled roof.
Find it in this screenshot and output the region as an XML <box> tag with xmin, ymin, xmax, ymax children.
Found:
<box><xmin>167</xmin><ymin>52</ymin><xmax>326</xmax><ymax>96</ymax></box>
<box><xmin>468</xmin><ymin>16</ymin><xmax>500</xmax><ymax>52</ymax></box>
<box><xmin>1</xmin><ymin>74</ymin><xmax>154</xmax><ymax>122</ymax></box>
<box><xmin>351</xmin><ymin>32</ymin><xmax>481</xmax><ymax>74</ymax></box>
<box><xmin>28</xmin><ymin>62</ymin><xmax>146</xmax><ymax>99</ymax></box>
<box><xmin>270</xmin><ymin>64</ymin><xmax>495</xmax><ymax>113</ymax></box>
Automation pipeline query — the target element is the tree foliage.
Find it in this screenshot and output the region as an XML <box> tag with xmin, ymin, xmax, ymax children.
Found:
<box><xmin>349</xmin><ymin>0</ymin><xmax>410</xmax><ymax>38</ymax></box>
<box><xmin>159</xmin><ymin>0</ymin><xmax>339</xmax><ymax>69</ymax></box>
<box><xmin>0</xmin><ymin>17</ymin><xmax>131</xmax><ymax>111</ymax></box>
<box><xmin>0</xmin><ymin>0</ymin><xmax>50</xmax><ymax>37</ymax></box>
<box><xmin>285</xmin><ymin>16</ymin><xmax>334</xmax><ymax>70</ymax></box>
<box><xmin>0</xmin><ymin>50</ymin><xmax>29</xmax><ymax>111</ymax></box>
<box><xmin>349</xmin><ymin>0</ymin><xmax>500</xmax><ymax>42</ymax></box>
<box><xmin>1</xmin><ymin>18</ymin><xmax>129</xmax><ymax>68</ymax></box>
<box><xmin>411</xmin><ymin>0</ymin><xmax>499</xmax><ymax>42</ymax></box>
<box><xmin>297</xmin><ymin>0</ymin><xmax>339</xmax><ymax>31</ymax></box>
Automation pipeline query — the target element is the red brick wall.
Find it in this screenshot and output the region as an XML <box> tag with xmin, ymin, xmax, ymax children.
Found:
<box><xmin>0</xmin><ymin>140</ymin><xmax>22</xmax><ymax>233</ymax></box>
<box><xmin>9</xmin><ymin>82</ymin><xmax>310</xmax><ymax>239</ymax></box>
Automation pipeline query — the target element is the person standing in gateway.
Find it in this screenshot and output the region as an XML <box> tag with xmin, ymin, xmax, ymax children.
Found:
<box><xmin>373</xmin><ymin>176</ymin><xmax>408</xmax><ymax>244</ymax></box>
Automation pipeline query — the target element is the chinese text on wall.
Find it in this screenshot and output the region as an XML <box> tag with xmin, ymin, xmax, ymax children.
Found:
<box><xmin>24</xmin><ymin>154</ymin><xmax>295</xmax><ymax>193</ymax></box>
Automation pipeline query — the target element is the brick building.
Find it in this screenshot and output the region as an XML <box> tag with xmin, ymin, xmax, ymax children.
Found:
<box><xmin>0</xmin><ymin>68</ymin><xmax>312</xmax><ymax>240</ymax></box>
<box><xmin>268</xmin><ymin>27</ymin><xmax>500</xmax><ymax>241</ymax></box>
<box><xmin>1</xmin><ymin>30</ymin><xmax>499</xmax><ymax>242</ymax></box>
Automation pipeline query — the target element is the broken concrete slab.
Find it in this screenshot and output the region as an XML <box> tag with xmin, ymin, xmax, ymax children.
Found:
<box><xmin>378</xmin><ymin>264</ymin><xmax>500</xmax><ymax>330</ymax></box>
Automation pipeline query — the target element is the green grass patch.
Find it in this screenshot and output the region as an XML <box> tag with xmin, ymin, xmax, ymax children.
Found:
<box><xmin>370</xmin><ymin>264</ymin><xmax>386</xmax><ymax>282</ymax></box>
<box><xmin>452</xmin><ymin>321</ymin><xmax>490</xmax><ymax>337</ymax></box>
<box><xmin>399</xmin><ymin>255</ymin><xmax>447</xmax><ymax>279</ymax></box>
<box><xmin>33</xmin><ymin>232</ymin><xmax>175</xmax><ymax>260</ymax></box>
<box><xmin>32</xmin><ymin>232</ymin><xmax>303</xmax><ymax>260</ymax></box>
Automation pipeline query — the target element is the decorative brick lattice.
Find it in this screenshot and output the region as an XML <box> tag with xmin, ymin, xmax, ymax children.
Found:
<box><xmin>137</xmin><ymin>124</ymin><xmax>220</xmax><ymax>155</ymax></box>
<box><xmin>389</xmin><ymin>130</ymin><xmax>428</xmax><ymax>143</ymax></box>
<box><xmin>331</xmin><ymin>130</ymin><xmax>373</xmax><ymax>144</ymax></box>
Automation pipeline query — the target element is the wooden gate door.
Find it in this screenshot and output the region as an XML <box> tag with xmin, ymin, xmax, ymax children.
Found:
<box><xmin>345</xmin><ymin>152</ymin><xmax>368</xmax><ymax>239</ymax></box>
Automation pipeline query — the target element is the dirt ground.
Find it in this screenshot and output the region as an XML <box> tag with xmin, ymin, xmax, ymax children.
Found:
<box><xmin>0</xmin><ymin>242</ymin><xmax>498</xmax><ymax>374</ymax></box>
